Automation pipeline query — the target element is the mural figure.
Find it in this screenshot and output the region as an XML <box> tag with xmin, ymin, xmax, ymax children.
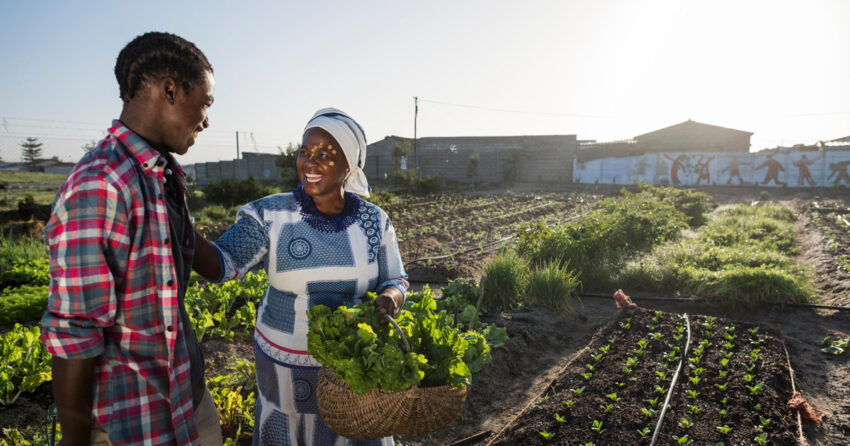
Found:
<box><xmin>721</xmin><ymin>156</ymin><xmax>745</xmax><ymax>185</ymax></box>
<box><xmin>663</xmin><ymin>154</ymin><xmax>689</xmax><ymax>185</ymax></box>
<box><xmin>755</xmin><ymin>155</ymin><xmax>786</xmax><ymax>186</ymax></box>
<box><xmin>631</xmin><ymin>156</ymin><xmax>652</xmax><ymax>184</ymax></box>
<box><xmin>792</xmin><ymin>154</ymin><xmax>821</xmax><ymax>186</ymax></box>
<box><xmin>695</xmin><ymin>155</ymin><xmax>715</xmax><ymax>185</ymax></box>
<box><xmin>654</xmin><ymin>156</ymin><xmax>669</xmax><ymax>185</ymax></box>
<box><xmin>827</xmin><ymin>160</ymin><xmax>850</xmax><ymax>185</ymax></box>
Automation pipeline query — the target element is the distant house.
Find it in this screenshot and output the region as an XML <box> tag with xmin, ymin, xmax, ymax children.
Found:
<box><xmin>578</xmin><ymin>120</ymin><xmax>753</xmax><ymax>163</ymax></box>
<box><xmin>366</xmin><ymin>134</ymin><xmax>579</xmax><ymax>184</ymax></box>
<box><xmin>0</xmin><ymin>159</ymin><xmax>75</xmax><ymax>174</ymax></box>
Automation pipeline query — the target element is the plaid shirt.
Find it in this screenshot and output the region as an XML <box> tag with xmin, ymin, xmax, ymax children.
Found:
<box><xmin>41</xmin><ymin>121</ymin><xmax>199</xmax><ymax>445</ymax></box>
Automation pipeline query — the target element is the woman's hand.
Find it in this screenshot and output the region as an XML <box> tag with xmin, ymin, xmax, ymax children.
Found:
<box><xmin>375</xmin><ymin>288</ymin><xmax>404</xmax><ymax>317</ymax></box>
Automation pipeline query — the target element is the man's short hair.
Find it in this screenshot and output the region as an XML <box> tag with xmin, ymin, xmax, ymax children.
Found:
<box><xmin>115</xmin><ymin>32</ymin><xmax>213</xmax><ymax>102</ymax></box>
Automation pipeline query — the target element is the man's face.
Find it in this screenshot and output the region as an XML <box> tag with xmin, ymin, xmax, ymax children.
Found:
<box><xmin>297</xmin><ymin>128</ymin><xmax>350</xmax><ymax>199</ymax></box>
<box><xmin>160</xmin><ymin>70</ymin><xmax>214</xmax><ymax>155</ymax></box>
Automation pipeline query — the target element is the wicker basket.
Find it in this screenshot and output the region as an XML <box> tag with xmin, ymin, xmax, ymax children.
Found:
<box><xmin>316</xmin><ymin>367</ymin><xmax>467</xmax><ymax>440</ymax></box>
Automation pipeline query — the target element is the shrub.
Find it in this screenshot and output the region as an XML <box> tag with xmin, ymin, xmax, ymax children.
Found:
<box><xmin>481</xmin><ymin>250</ymin><xmax>528</xmax><ymax>311</ymax></box>
<box><xmin>202</xmin><ymin>177</ymin><xmax>278</xmax><ymax>207</ymax></box>
<box><xmin>0</xmin><ymin>324</ymin><xmax>52</xmax><ymax>406</ymax></box>
<box><xmin>527</xmin><ymin>261</ymin><xmax>580</xmax><ymax>314</ymax></box>
<box><xmin>639</xmin><ymin>183</ymin><xmax>716</xmax><ymax>227</ymax></box>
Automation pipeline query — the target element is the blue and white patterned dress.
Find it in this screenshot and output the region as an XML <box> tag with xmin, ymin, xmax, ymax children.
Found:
<box><xmin>213</xmin><ymin>186</ymin><xmax>408</xmax><ymax>446</ymax></box>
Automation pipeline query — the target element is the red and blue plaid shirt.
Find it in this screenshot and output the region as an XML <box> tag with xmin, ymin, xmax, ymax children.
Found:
<box><xmin>41</xmin><ymin>121</ymin><xmax>199</xmax><ymax>445</ymax></box>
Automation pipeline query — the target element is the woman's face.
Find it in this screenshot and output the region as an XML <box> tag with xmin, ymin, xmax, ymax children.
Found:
<box><xmin>297</xmin><ymin>127</ymin><xmax>350</xmax><ymax>199</ymax></box>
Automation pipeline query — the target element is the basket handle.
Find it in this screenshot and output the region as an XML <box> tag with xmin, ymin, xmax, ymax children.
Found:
<box><xmin>383</xmin><ymin>314</ymin><xmax>410</xmax><ymax>353</ymax></box>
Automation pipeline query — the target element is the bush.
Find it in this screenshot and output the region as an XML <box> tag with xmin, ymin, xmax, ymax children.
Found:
<box><xmin>527</xmin><ymin>261</ymin><xmax>580</xmax><ymax>314</ymax></box>
<box><xmin>639</xmin><ymin>183</ymin><xmax>716</xmax><ymax>227</ymax></box>
<box><xmin>481</xmin><ymin>250</ymin><xmax>528</xmax><ymax>311</ymax></box>
<box><xmin>388</xmin><ymin>169</ymin><xmax>442</xmax><ymax>195</ymax></box>
<box><xmin>202</xmin><ymin>177</ymin><xmax>278</xmax><ymax>207</ymax></box>
<box><xmin>0</xmin><ymin>324</ymin><xmax>52</xmax><ymax>406</ymax></box>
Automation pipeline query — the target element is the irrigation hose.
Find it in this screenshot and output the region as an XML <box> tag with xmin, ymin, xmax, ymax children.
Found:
<box><xmin>650</xmin><ymin>313</ymin><xmax>692</xmax><ymax>446</ymax></box>
<box><xmin>577</xmin><ymin>292</ymin><xmax>850</xmax><ymax>313</ymax></box>
<box><xmin>782</xmin><ymin>341</ymin><xmax>810</xmax><ymax>446</ymax></box>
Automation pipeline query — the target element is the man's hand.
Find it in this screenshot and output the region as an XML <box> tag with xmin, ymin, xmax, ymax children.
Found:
<box><xmin>53</xmin><ymin>357</ymin><xmax>97</xmax><ymax>446</ymax></box>
<box><xmin>375</xmin><ymin>287</ymin><xmax>404</xmax><ymax>318</ymax></box>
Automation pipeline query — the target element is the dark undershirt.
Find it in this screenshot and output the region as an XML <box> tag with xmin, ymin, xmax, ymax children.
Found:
<box><xmin>163</xmin><ymin>163</ymin><xmax>206</xmax><ymax>408</ymax></box>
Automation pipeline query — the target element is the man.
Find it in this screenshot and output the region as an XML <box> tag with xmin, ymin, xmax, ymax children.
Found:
<box><xmin>41</xmin><ymin>32</ymin><xmax>222</xmax><ymax>446</ymax></box>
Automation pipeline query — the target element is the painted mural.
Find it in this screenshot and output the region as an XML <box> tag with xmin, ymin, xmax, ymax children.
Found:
<box><xmin>573</xmin><ymin>150</ymin><xmax>850</xmax><ymax>187</ymax></box>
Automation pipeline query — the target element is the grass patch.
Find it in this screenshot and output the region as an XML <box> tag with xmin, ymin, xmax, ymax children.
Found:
<box><xmin>526</xmin><ymin>261</ymin><xmax>581</xmax><ymax>314</ymax></box>
<box><xmin>0</xmin><ymin>172</ymin><xmax>67</xmax><ymax>185</ymax></box>
<box><xmin>481</xmin><ymin>249</ymin><xmax>528</xmax><ymax>311</ymax></box>
<box><xmin>0</xmin><ymin>234</ymin><xmax>47</xmax><ymax>272</ymax></box>
<box><xmin>620</xmin><ymin>202</ymin><xmax>812</xmax><ymax>306</ymax></box>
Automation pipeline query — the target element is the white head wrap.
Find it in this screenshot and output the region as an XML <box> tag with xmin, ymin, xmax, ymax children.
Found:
<box><xmin>304</xmin><ymin>107</ymin><xmax>370</xmax><ymax>197</ymax></box>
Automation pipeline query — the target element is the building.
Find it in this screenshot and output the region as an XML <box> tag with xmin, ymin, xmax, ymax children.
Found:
<box><xmin>190</xmin><ymin>152</ymin><xmax>282</xmax><ymax>184</ymax></box>
<box><xmin>366</xmin><ymin>134</ymin><xmax>579</xmax><ymax>184</ymax></box>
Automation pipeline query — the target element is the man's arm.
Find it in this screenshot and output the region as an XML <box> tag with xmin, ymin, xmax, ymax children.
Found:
<box><xmin>53</xmin><ymin>357</ymin><xmax>97</xmax><ymax>446</ymax></box>
<box><xmin>193</xmin><ymin>228</ymin><xmax>222</xmax><ymax>282</ymax></box>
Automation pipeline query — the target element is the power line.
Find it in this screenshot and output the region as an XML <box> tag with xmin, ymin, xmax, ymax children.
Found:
<box><xmin>418</xmin><ymin>98</ymin><xmax>622</xmax><ymax>119</ymax></box>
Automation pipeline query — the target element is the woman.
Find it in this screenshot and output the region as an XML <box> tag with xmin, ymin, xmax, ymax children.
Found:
<box><xmin>199</xmin><ymin>108</ymin><xmax>407</xmax><ymax>445</ymax></box>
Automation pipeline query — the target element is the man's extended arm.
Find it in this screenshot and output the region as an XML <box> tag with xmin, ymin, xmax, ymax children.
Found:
<box><xmin>53</xmin><ymin>357</ymin><xmax>97</xmax><ymax>446</ymax></box>
<box><xmin>193</xmin><ymin>228</ymin><xmax>222</xmax><ymax>282</ymax></box>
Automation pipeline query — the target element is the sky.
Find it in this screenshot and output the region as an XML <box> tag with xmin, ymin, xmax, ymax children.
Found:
<box><xmin>2</xmin><ymin>0</ymin><xmax>850</xmax><ymax>165</ymax></box>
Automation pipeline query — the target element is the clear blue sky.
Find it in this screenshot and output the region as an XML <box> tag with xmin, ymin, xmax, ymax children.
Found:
<box><xmin>2</xmin><ymin>0</ymin><xmax>850</xmax><ymax>165</ymax></box>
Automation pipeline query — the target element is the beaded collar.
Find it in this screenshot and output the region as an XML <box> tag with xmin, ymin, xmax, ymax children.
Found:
<box><xmin>292</xmin><ymin>184</ymin><xmax>361</xmax><ymax>233</ymax></box>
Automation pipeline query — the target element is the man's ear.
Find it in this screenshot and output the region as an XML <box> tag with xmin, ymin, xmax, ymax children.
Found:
<box><xmin>161</xmin><ymin>78</ymin><xmax>177</xmax><ymax>105</ymax></box>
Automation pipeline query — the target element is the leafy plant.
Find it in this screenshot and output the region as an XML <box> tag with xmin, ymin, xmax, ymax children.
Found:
<box><xmin>648</xmin><ymin>398</ymin><xmax>661</xmax><ymax>409</ymax></box>
<box><xmin>539</xmin><ymin>431</ymin><xmax>554</xmax><ymax>440</ymax></box>
<box><xmin>0</xmin><ymin>324</ymin><xmax>51</xmax><ymax>406</ymax></box>
<box><xmin>745</xmin><ymin>382</ymin><xmax>764</xmax><ymax>396</ymax></box>
<box><xmin>641</xmin><ymin>407</ymin><xmax>657</xmax><ymax>418</ymax></box>
<box><xmin>717</xmin><ymin>425</ymin><xmax>732</xmax><ymax>435</ymax></box>
<box><xmin>689</xmin><ymin>376</ymin><xmax>701</xmax><ymax>386</ymax></box>
<box><xmin>714</xmin><ymin>382</ymin><xmax>729</xmax><ymax>392</ymax></box>
<box><xmin>581</xmin><ymin>372</ymin><xmax>593</xmax><ymax>381</ymax></box>
<box><xmin>563</xmin><ymin>399</ymin><xmax>576</xmax><ymax>408</ymax></box>
<box><xmin>821</xmin><ymin>336</ymin><xmax>849</xmax><ymax>356</ymax></box>
<box><xmin>637</xmin><ymin>427</ymin><xmax>650</xmax><ymax>439</ymax></box>
<box><xmin>759</xmin><ymin>416</ymin><xmax>771</xmax><ymax>427</ymax></box>
<box><xmin>716</xmin><ymin>408</ymin><xmax>728</xmax><ymax>418</ymax></box>
<box><xmin>688</xmin><ymin>404</ymin><xmax>701</xmax><ymax>414</ymax></box>
<box><xmin>591</xmin><ymin>420</ymin><xmax>605</xmax><ymax>435</ymax></box>
<box><xmin>754</xmin><ymin>432</ymin><xmax>769</xmax><ymax>445</ymax></box>
<box><xmin>678</xmin><ymin>417</ymin><xmax>692</xmax><ymax>429</ymax></box>
<box><xmin>686</xmin><ymin>389</ymin><xmax>699</xmax><ymax>399</ymax></box>
<box><xmin>571</xmin><ymin>386</ymin><xmax>586</xmax><ymax>397</ymax></box>
<box><xmin>554</xmin><ymin>413</ymin><xmax>566</xmax><ymax>423</ymax></box>
<box><xmin>481</xmin><ymin>250</ymin><xmax>528</xmax><ymax>310</ymax></box>
<box><xmin>673</xmin><ymin>435</ymin><xmax>694</xmax><ymax>445</ymax></box>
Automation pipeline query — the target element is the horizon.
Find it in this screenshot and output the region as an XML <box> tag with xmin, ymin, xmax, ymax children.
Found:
<box><xmin>2</xmin><ymin>0</ymin><xmax>849</xmax><ymax>165</ymax></box>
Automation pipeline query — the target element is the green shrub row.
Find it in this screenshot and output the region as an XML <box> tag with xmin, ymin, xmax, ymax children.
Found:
<box><xmin>515</xmin><ymin>187</ymin><xmax>711</xmax><ymax>288</ymax></box>
<box><xmin>0</xmin><ymin>324</ymin><xmax>52</xmax><ymax>406</ymax></box>
<box><xmin>620</xmin><ymin>202</ymin><xmax>812</xmax><ymax>306</ymax></box>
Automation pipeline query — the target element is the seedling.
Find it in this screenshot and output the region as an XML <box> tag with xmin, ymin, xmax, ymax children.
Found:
<box><xmin>748</xmin><ymin>327</ymin><xmax>760</xmax><ymax>335</ymax></box>
<box><xmin>750</xmin><ymin>349</ymin><xmax>760</xmax><ymax>362</ymax></box>
<box><xmin>753</xmin><ymin>403</ymin><xmax>762</xmax><ymax>411</ymax></box>
<box><xmin>650</xmin><ymin>332</ymin><xmax>663</xmax><ymax>341</ymax></box>
<box><xmin>655</xmin><ymin>385</ymin><xmax>668</xmax><ymax>395</ymax></box>
<box><xmin>716</xmin><ymin>408</ymin><xmax>728</xmax><ymax>418</ymax></box>
<box><xmin>725</xmin><ymin>325</ymin><xmax>736</xmax><ymax>332</ymax></box>
<box><xmin>723</xmin><ymin>333</ymin><xmax>735</xmax><ymax>342</ymax></box>
<box><xmin>571</xmin><ymin>386</ymin><xmax>586</xmax><ymax>397</ymax></box>
<box><xmin>602</xmin><ymin>403</ymin><xmax>613</xmax><ymax>413</ymax></box>
<box><xmin>656</xmin><ymin>370</ymin><xmax>668</xmax><ymax>380</ymax></box>
<box><xmin>679</xmin><ymin>417</ymin><xmax>692</xmax><ymax>429</ymax></box>
<box><xmin>676</xmin><ymin>325</ymin><xmax>685</xmax><ymax>335</ymax></box>
<box><xmin>539</xmin><ymin>431</ymin><xmax>554</xmax><ymax>440</ymax></box>
<box><xmin>716</xmin><ymin>425</ymin><xmax>732</xmax><ymax>435</ymax></box>
<box><xmin>714</xmin><ymin>382</ymin><xmax>729</xmax><ymax>392</ymax></box>
<box><xmin>718</xmin><ymin>370</ymin><xmax>729</xmax><ymax>379</ymax></box>
<box><xmin>581</xmin><ymin>372</ymin><xmax>593</xmax><ymax>381</ymax></box>
<box><xmin>750</xmin><ymin>338</ymin><xmax>763</xmax><ymax>347</ymax></box>
<box><xmin>637</xmin><ymin>427</ymin><xmax>650</xmax><ymax>439</ymax></box>
<box><xmin>641</xmin><ymin>407</ymin><xmax>657</xmax><ymax>418</ymax></box>
<box><xmin>654</xmin><ymin>310</ymin><xmax>663</xmax><ymax>317</ymax></box>
<box><xmin>724</xmin><ymin>351</ymin><xmax>734</xmax><ymax>359</ymax></box>
<box><xmin>672</xmin><ymin>435</ymin><xmax>693</xmax><ymax>445</ymax></box>
<box><xmin>599</xmin><ymin>345</ymin><xmax>611</xmax><ymax>354</ymax></box>
<box><xmin>615</xmin><ymin>381</ymin><xmax>625</xmax><ymax>388</ymax></box>
<box><xmin>606</xmin><ymin>392</ymin><xmax>621</xmax><ymax>402</ymax></box>
<box><xmin>723</xmin><ymin>342</ymin><xmax>734</xmax><ymax>350</ymax></box>
<box><xmin>746</xmin><ymin>363</ymin><xmax>757</xmax><ymax>373</ymax></box>
<box><xmin>742</xmin><ymin>374</ymin><xmax>754</xmax><ymax>383</ymax></box>
<box><xmin>591</xmin><ymin>420</ymin><xmax>605</xmax><ymax>435</ymax></box>
<box><xmin>720</xmin><ymin>358</ymin><xmax>729</xmax><ymax>367</ymax></box>
<box><xmin>648</xmin><ymin>398</ymin><xmax>661</xmax><ymax>409</ymax></box>
<box><xmin>686</xmin><ymin>389</ymin><xmax>699</xmax><ymax>399</ymax></box>
<box><xmin>689</xmin><ymin>376</ymin><xmax>701</xmax><ymax>386</ymax></box>
<box><xmin>688</xmin><ymin>404</ymin><xmax>701</xmax><ymax>414</ymax></box>
<box><xmin>627</xmin><ymin>357</ymin><xmax>639</xmax><ymax>367</ymax></box>
<box><xmin>633</xmin><ymin>348</ymin><xmax>646</xmax><ymax>356</ymax></box>
<box><xmin>586</xmin><ymin>364</ymin><xmax>595</xmax><ymax>372</ymax></box>
<box><xmin>554</xmin><ymin>413</ymin><xmax>565</xmax><ymax>423</ymax></box>
<box><xmin>689</xmin><ymin>356</ymin><xmax>701</xmax><ymax>366</ymax></box>
<box><xmin>759</xmin><ymin>416</ymin><xmax>771</xmax><ymax>427</ymax></box>
<box><xmin>720</xmin><ymin>397</ymin><xmax>728</xmax><ymax>406</ymax></box>
<box><xmin>563</xmin><ymin>399</ymin><xmax>575</xmax><ymax>408</ymax></box>
<box><xmin>620</xmin><ymin>322</ymin><xmax>631</xmax><ymax>330</ymax></box>
<box><xmin>592</xmin><ymin>353</ymin><xmax>605</xmax><ymax>363</ymax></box>
<box><xmin>673</xmin><ymin>334</ymin><xmax>683</xmax><ymax>343</ymax></box>
<box><xmin>623</xmin><ymin>366</ymin><xmax>633</xmax><ymax>375</ymax></box>
<box><xmin>754</xmin><ymin>433</ymin><xmax>768</xmax><ymax>445</ymax></box>
<box><xmin>746</xmin><ymin>382</ymin><xmax>764</xmax><ymax>396</ymax></box>
<box><xmin>691</xmin><ymin>367</ymin><xmax>704</xmax><ymax>376</ymax></box>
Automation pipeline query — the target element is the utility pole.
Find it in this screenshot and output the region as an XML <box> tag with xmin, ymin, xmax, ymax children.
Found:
<box><xmin>235</xmin><ymin>131</ymin><xmax>240</xmax><ymax>180</ymax></box>
<box><xmin>413</xmin><ymin>96</ymin><xmax>419</xmax><ymax>176</ymax></box>
<box><xmin>236</xmin><ymin>131</ymin><xmax>240</xmax><ymax>160</ymax></box>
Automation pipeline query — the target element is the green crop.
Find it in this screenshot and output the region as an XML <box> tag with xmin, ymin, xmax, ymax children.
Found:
<box><xmin>539</xmin><ymin>431</ymin><xmax>554</xmax><ymax>440</ymax></box>
<box><xmin>591</xmin><ymin>420</ymin><xmax>605</xmax><ymax>435</ymax></box>
<box><xmin>307</xmin><ymin>292</ymin><xmax>491</xmax><ymax>394</ymax></box>
<box><xmin>716</xmin><ymin>425</ymin><xmax>732</xmax><ymax>435</ymax></box>
<box><xmin>554</xmin><ymin>412</ymin><xmax>566</xmax><ymax>423</ymax></box>
<box><xmin>0</xmin><ymin>324</ymin><xmax>51</xmax><ymax>406</ymax></box>
<box><xmin>641</xmin><ymin>407</ymin><xmax>656</xmax><ymax>418</ymax></box>
<box><xmin>0</xmin><ymin>285</ymin><xmax>48</xmax><ymax>325</ymax></box>
<box><xmin>678</xmin><ymin>417</ymin><xmax>692</xmax><ymax>429</ymax></box>
<box><xmin>637</xmin><ymin>427</ymin><xmax>650</xmax><ymax>438</ymax></box>
<box><xmin>754</xmin><ymin>433</ymin><xmax>768</xmax><ymax>445</ymax></box>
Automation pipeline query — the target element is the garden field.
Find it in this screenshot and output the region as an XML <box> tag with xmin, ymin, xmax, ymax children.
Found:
<box><xmin>0</xmin><ymin>182</ymin><xmax>848</xmax><ymax>445</ymax></box>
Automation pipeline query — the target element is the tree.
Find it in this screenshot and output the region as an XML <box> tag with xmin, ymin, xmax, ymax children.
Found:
<box><xmin>82</xmin><ymin>139</ymin><xmax>98</xmax><ymax>152</ymax></box>
<box><xmin>275</xmin><ymin>142</ymin><xmax>300</xmax><ymax>189</ymax></box>
<box><xmin>20</xmin><ymin>137</ymin><xmax>43</xmax><ymax>171</ymax></box>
